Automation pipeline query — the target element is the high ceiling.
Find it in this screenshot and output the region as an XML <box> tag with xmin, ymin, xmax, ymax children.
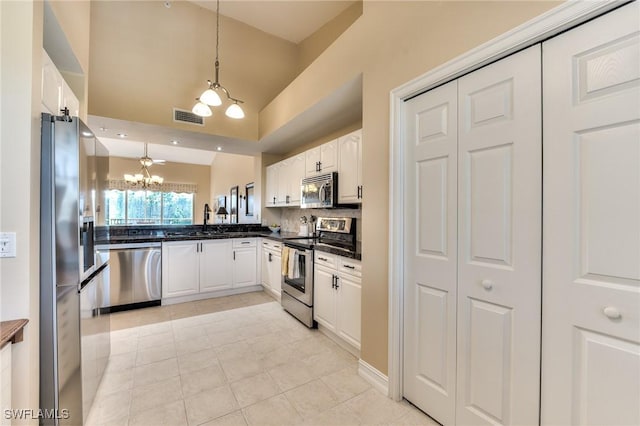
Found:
<box><xmin>191</xmin><ymin>0</ymin><xmax>356</xmax><ymax>43</ymax></box>
<box><xmin>90</xmin><ymin>0</ymin><xmax>362</xmax><ymax>164</ymax></box>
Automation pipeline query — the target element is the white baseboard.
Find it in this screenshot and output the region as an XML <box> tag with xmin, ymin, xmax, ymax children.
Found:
<box><xmin>358</xmin><ymin>359</ymin><xmax>389</xmax><ymax>397</ymax></box>
<box><xmin>161</xmin><ymin>285</ymin><xmax>263</xmax><ymax>305</ymax></box>
<box><xmin>317</xmin><ymin>324</ymin><xmax>360</xmax><ymax>358</ymax></box>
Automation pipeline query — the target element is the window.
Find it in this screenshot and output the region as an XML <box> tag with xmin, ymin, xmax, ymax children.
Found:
<box><xmin>105</xmin><ymin>189</ymin><xmax>194</xmax><ymax>225</ymax></box>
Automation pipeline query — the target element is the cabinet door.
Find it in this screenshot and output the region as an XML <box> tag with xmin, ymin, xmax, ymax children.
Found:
<box><xmin>313</xmin><ymin>265</ymin><xmax>337</xmax><ymax>331</ymax></box>
<box><xmin>261</xmin><ymin>247</ymin><xmax>271</xmax><ymax>288</ymax></box>
<box><xmin>338</xmin><ymin>130</ymin><xmax>362</xmax><ymax>203</ymax></box>
<box><xmin>266</xmin><ymin>164</ymin><xmax>279</xmax><ymax>207</ymax></box>
<box><xmin>42</xmin><ymin>50</ymin><xmax>61</xmax><ymax>114</ymax></box>
<box><xmin>62</xmin><ymin>81</ymin><xmax>80</xmax><ymax>117</ymax></box>
<box><xmin>542</xmin><ymin>3</ymin><xmax>640</xmax><ymax>425</ymax></box>
<box><xmin>277</xmin><ymin>160</ymin><xmax>289</xmax><ymax>206</ymax></box>
<box><xmin>305</xmin><ymin>146</ymin><xmax>321</xmax><ymax>176</ymax></box>
<box><xmin>288</xmin><ymin>153</ymin><xmax>305</xmax><ymax>205</ymax></box>
<box><xmin>162</xmin><ymin>242</ymin><xmax>199</xmax><ymax>298</ymax></box>
<box><xmin>336</xmin><ymin>273</ymin><xmax>361</xmax><ymax>349</ymax></box>
<box><xmin>200</xmin><ymin>240</ymin><xmax>232</xmax><ymax>292</ymax></box>
<box><xmin>320</xmin><ymin>139</ymin><xmax>338</xmax><ymax>172</ymax></box>
<box><xmin>268</xmin><ymin>252</ymin><xmax>282</xmax><ymax>297</ymax></box>
<box><xmin>233</xmin><ymin>247</ymin><xmax>257</xmax><ymax>288</ymax></box>
<box><xmin>457</xmin><ymin>45</ymin><xmax>541</xmax><ymax>426</ymax></box>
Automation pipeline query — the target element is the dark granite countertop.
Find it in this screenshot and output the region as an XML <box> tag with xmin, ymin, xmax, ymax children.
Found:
<box><xmin>96</xmin><ymin>226</ymin><xmax>361</xmax><ymax>260</ymax></box>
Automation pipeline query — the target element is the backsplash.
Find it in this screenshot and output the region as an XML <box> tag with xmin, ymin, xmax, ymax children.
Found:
<box><xmin>278</xmin><ymin>207</ymin><xmax>361</xmax><ymax>241</ymax></box>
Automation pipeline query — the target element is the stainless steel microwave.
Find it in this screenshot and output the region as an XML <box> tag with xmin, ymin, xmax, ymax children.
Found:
<box><xmin>300</xmin><ymin>172</ymin><xmax>338</xmax><ymax>209</ymax></box>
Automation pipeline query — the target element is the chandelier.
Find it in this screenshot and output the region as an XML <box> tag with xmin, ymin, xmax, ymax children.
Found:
<box><xmin>124</xmin><ymin>143</ymin><xmax>164</xmax><ymax>188</ymax></box>
<box><xmin>192</xmin><ymin>0</ymin><xmax>245</xmax><ymax>119</ymax></box>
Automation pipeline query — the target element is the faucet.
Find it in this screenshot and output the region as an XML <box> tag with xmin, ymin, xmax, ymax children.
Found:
<box><xmin>203</xmin><ymin>203</ymin><xmax>212</xmax><ymax>231</ymax></box>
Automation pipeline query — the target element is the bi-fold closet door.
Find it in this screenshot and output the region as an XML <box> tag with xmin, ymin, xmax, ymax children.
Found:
<box><xmin>403</xmin><ymin>45</ymin><xmax>542</xmax><ymax>425</ymax></box>
<box><xmin>403</xmin><ymin>3</ymin><xmax>640</xmax><ymax>425</ymax></box>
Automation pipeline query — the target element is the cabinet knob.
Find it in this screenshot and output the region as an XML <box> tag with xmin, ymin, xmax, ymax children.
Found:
<box><xmin>603</xmin><ymin>306</ymin><xmax>622</xmax><ymax>320</ymax></box>
<box><xmin>481</xmin><ymin>279</ymin><xmax>493</xmax><ymax>291</ymax></box>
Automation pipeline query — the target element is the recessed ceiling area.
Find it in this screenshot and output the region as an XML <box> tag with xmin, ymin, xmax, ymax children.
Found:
<box><xmin>88</xmin><ymin>73</ymin><xmax>362</xmax><ymax>161</ymax></box>
<box><xmin>98</xmin><ymin>138</ymin><xmax>218</xmax><ymax>166</ymax></box>
<box><xmin>191</xmin><ymin>0</ymin><xmax>357</xmax><ymax>43</ymax></box>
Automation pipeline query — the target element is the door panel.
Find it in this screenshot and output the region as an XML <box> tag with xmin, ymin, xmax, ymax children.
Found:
<box><xmin>200</xmin><ymin>241</ymin><xmax>232</xmax><ymax>292</ymax></box>
<box><xmin>313</xmin><ymin>266</ymin><xmax>336</xmax><ymax>331</ymax></box>
<box><xmin>541</xmin><ymin>3</ymin><xmax>640</xmax><ymax>424</ymax></box>
<box><xmin>457</xmin><ymin>45</ymin><xmax>541</xmax><ymax>426</ymax></box>
<box><xmin>403</xmin><ymin>80</ymin><xmax>458</xmax><ymax>425</ymax></box>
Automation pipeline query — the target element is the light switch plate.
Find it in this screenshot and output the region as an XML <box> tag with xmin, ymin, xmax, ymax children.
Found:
<box><xmin>0</xmin><ymin>232</ymin><xmax>16</xmax><ymax>258</ymax></box>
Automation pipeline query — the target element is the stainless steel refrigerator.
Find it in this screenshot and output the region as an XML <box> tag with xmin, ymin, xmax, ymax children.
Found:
<box><xmin>40</xmin><ymin>112</ymin><xmax>110</xmax><ymax>425</ymax></box>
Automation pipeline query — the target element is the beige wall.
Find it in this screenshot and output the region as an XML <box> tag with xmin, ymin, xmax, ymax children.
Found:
<box><xmin>88</xmin><ymin>0</ymin><xmax>299</xmax><ymax>142</ymax></box>
<box><xmin>297</xmin><ymin>1</ymin><xmax>363</xmax><ymax>73</ymax></box>
<box><xmin>109</xmin><ymin>157</ymin><xmax>212</xmax><ymax>224</ymax></box>
<box><xmin>0</xmin><ymin>0</ymin><xmax>43</xmax><ymax>420</ymax></box>
<box><xmin>210</xmin><ymin>153</ymin><xmax>258</xmax><ymax>223</ymax></box>
<box><xmin>260</xmin><ymin>0</ymin><xmax>559</xmax><ymax>374</ymax></box>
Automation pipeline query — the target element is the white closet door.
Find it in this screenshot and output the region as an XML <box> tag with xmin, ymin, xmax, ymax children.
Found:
<box><xmin>542</xmin><ymin>2</ymin><xmax>640</xmax><ymax>425</ymax></box>
<box><xmin>403</xmin><ymin>80</ymin><xmax>458</xmax><ymax>425</ymax></box>
<box><xmin>456</xmin><ymin>45</ymin><xmax>541</xmax><ymax>425</ymax></box>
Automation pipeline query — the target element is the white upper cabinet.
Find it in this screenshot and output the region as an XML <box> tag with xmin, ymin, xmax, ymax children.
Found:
<box><xmin>276</xmin><ymin>159</ymin><xmax>290</xmax><ymax>206</ymax></box>
<box><xmin>287</xmin><ymin>153</ymin><xmax>305</xmax><ymax>205</ymax></box>
<box><xmin>42</xmin><ymin>50</ymin><xmax>62</xmax><ymax>114</ymax></box>
<box><xmin>41</xmin><ymin>49</ymin><xmax>80</xmax><ymax>117</ymax></box>
<box><xmin>265</xmin><ymin>163</ymin><xmax>279</xmax><ymax>207</ymax></box>
<box><xmin>305</xmin><ymin>139</ymin><xmax>338</xmax><ymax>176</ymax></box>
<box><xmin>338</xmin><ymin>129</ymin><xmax>363</xmax><ymax>203</ymax></box>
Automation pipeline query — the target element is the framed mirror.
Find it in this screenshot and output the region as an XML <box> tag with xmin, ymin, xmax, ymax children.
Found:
<box><xmin>230</xmin><ymin>186</ymin><xmax>239</xmax><ymax>223</ymax></box>
<box><xmin>245</xmin><ymin>182</ymin><xmax>254</xmax><ymax>217</ymax></box>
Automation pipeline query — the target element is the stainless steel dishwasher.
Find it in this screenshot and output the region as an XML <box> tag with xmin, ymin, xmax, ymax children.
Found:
<box><xmin>96</xmin><ymin>242</ymin><xmax>161</xmax><ymax>311</ymax></box>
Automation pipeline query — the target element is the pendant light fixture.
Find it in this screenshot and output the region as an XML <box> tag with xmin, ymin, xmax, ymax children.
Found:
<box><xmin>192</xmin><ymin>0</ymin><xmax>245</xmax><ymax>119</ymax></box>
<box><xmin>124</xmin><ymin>143</ymin><xmax>164</xmax><ymax>188</ymax></box>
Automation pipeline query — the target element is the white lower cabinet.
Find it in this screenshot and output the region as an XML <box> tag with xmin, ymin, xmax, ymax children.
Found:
<box><xmin>232</xmin><ymin>239</ymin><xmax>257</xmax><ymax>288</ymax></box>
<box><xmin>163</xmin><ymin>238</ymin><xmax>258</xmax><ymax>300</ymax></box>
<box><xmin>200</xmin><ymin>240</ymin><xmax>233</xmax><ymax>292</ymax></box>
<box><xmin>313</xmin><ymin>252</ymin><xmax>361</xmax><ymax>350</ymax></box>
<box><xmin>261</xmin><ymin>240</ymin><xmax>282</xmax><ymax>297</ymax></box>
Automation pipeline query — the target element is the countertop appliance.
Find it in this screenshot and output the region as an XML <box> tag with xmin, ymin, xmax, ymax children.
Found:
<box><xmin>281</xmin><ymin>217</ymin><xmax>356</xmax><ymax>327</ymax></box>
<box><xmin>40</xmin><ymin>111</ymin><xmax>110</xmax><ymax>425</ymax></box>
<box><xmin>96</xmin><ymin>242</ymin><xmax>162</xmax><ymax>312</ymax></box>
<box><xmin>301</xmin><ymin>172</ymin><xmax>338</xmax><ymax>209</ymax></box>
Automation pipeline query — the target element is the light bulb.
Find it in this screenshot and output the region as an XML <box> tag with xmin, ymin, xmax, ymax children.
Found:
<box><xmin>225</xmin><ymin>102</ymin><xmax>245</xmax><ymax>119</ymax></box>
<box><xmin>192</xmin><ymin>100</ymin><xmax>212</xmax><ymax>117</ymax></box>
<box><xmin>200</xmin><ymin>88</ymin><xmax>222</xmax><ymax>106</ymax></box>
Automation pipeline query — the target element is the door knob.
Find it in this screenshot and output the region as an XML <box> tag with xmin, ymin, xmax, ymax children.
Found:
<box><xmin>481</xmin><ymin>279</ymin><xmax>493</xmax><ymax>291</ymax></box>
<box><xmin>603</xmin><ymin>306</ymin><xmax>622</xmax><ymax>320</ymax></box>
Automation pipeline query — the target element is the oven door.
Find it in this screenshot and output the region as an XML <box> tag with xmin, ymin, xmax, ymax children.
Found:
<box><xmin>281</xmin><ymin>246</ymin><xmax>314</xmax><ymax>306</ymax></box>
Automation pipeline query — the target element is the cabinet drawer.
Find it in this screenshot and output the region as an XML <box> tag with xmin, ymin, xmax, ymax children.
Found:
<box><xmin>339</xmin><ymin>258</ymin><xmax>361</xmax><ymax>278</ymax></box>
<box><xmin>315</xmin><ymin>252</ymin><xmax>337</xmax><ymax>268</ymax></box>
<box><xmin>233</xmin><ymin>238</ymin><xmax>256</xmax><ymax>248</ymax></box>
<box><xmin>262</xmin><ymin>240</ymin><xmax>281</xmax><ymax>251</ymax></box>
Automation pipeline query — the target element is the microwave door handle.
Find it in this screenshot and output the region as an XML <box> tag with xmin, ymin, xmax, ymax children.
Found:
<box><xmin>319</xmin><ymin>183</ymin><xmax>326</xmax><ymax>204</ymax></box>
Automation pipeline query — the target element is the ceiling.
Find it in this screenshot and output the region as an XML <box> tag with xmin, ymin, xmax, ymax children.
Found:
<box><xmin>191</xmin><ymin>0</ymin><xmax>356</xmax><ymax>43</ymax></box>
<box><xmin>88</xmin><ymin>1</ymin><xmax>362</xmax><ymax>165</ymax></box>
<box><xmin>88</xmin><ymin>74</ymin><xmax>362</xmax><ymax>164</ymax></box>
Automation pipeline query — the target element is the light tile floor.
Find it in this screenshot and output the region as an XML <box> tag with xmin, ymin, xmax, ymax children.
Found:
<box><xmin>87</xmin><ymin>291</ymin><xmax>439</xmax><ymax>426</ymax></box>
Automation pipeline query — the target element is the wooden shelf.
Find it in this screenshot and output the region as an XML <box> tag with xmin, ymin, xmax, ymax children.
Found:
<box><xmin>0</xmin><ymin>319</ymin><xmax>29</xmax><ymax>349</ymax></box>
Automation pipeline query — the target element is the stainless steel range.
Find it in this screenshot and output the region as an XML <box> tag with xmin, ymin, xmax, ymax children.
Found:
<box><xmin>281</xmin><ymin>217</ymin><xmax>356</xmax><ymax>327</ymax></box>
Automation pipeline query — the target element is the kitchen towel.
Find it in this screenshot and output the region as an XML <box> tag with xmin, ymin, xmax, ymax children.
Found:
<box><xmin>281</xmin><ymin>247</ymin><xmax>290</xmax><ymax>276</ymax></box>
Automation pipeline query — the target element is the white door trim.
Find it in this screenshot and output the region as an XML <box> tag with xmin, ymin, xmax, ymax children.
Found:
<box><xmin>388</xmin><ymin>0</ymin><xmax>628</xmax><ymax>401</ymax></box>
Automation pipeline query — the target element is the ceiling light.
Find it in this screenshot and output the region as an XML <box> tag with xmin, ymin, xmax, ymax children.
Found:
<box><xmin>124</xmin><ymin>143</ymin><xmax>164</xmax><ymax>189</ymax></box>
<box><xmin>171</xmin><ymin>140</ymin><xmax>180</xmax><ymax>145</ymax></box>
<box><xmin>117</xmin><ymin>133</ymin><xmax>127</xmax><ymax>138</ymax></box>
<box><xmin>216</xmin><ymin>146</ymin><xmax>222</xmax><ymax>151</ymax></box>
<box><xmin>82</xmin><ymin>131</ymin><xmax>93</xmax><ymax>137</ymax></box>
<box><xmin>192</xmin><ymin>0</ymin><xmax>245</xmax><ymax>120</ymax></box>
<box><xmin>100</xmin><ymin>127</ymin><xmax>107</xmax><ymax>132</ymax></box>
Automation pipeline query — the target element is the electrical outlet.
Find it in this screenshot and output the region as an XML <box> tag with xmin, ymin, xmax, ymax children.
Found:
<box><xmin>0</xmin><ymin>232</ymin><xmax>16</xmax><ymax>258</ymax></box>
